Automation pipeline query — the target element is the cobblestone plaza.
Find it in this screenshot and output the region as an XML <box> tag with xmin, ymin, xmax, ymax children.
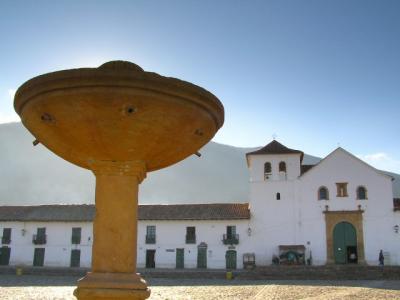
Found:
<box><xmin>0</xmin><ymin>275</ymin><xmax>399</xmax><ymax>300</ymax></box>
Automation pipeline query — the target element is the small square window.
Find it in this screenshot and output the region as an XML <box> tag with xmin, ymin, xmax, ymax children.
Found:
<box><xmin>336</xmin><ymin>183</ymin><xmax>348</xmax><ymax>197</ymax></box>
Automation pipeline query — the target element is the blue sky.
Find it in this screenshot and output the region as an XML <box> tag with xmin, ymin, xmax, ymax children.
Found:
<box><xmin>1</xmin><ymin>0</ymin><xmax>400</xmax><ymax>172</ymax></box>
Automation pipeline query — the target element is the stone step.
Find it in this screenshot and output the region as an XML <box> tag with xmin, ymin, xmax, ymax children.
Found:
<box><xmin>0</xmin><ymin>266</ymin><xmax>88</xmax><ymax>276</ymax></box>
<box><xmin>237</xmin><ymin>266</ymin><xmax>400</xmax><ymax>280</ymax></box>
<box><xmin>0</xmin><ymin>265</ymin><xmax>399</xmax><ymax>280</ymax></box>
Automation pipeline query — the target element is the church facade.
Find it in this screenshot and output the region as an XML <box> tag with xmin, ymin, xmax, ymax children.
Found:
<box><xmin>0</xmin><ymin>141</ymin><xmax>399</xmax><ymax>268</ymax></box>
<box><xmin>245</xmin><ymin>141</ymin><xmax>399</xmax><ymax>266</ymax></box>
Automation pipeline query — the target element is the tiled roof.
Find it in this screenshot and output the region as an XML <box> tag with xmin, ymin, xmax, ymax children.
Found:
<box><xmin>0</xmin><ymin>203</ymin><xmax>250</xmax><ymax>222</ymax></box>
<box><xmin>246</xmin><ymin>140</ymin><xmax>304</xmax><ymax>161</ymax></box>
<box><xmin>139</xmin><ymin>203</ymin><xmax>250</xmax><ymax>220</ymax></box>
<box><xmin>394</xmin><ymin>198</ymin><xmax>400</xmax><ymax>211</ymax></box>
<box><xmin>301</xmin><ymin>164</ymin><xmax>315</xmax><ymax>175</ymax></box>
<box><xmin>0</xmin><ymin>205</ymin><xmax>95</xmax><ymax>222</ymax></box>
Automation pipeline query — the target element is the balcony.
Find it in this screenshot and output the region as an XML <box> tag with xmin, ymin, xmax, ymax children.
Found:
<box><xmin>185</xmin><ymin>235</ymin><xmax>196</xmax><ymax>244</ymax></box>
<box><xmin>32</xmin><ymin>234</ymin><xmax>47</xmax><ymax>245</ymax></box>
<box><xmin>1</xmin><ymin>237</ymin><xmax>11</xmax><ymax>244</ymax></box>
<box><xmin>145</xmin><ymin>235</ymin><xmax>156</xmax><ymax>244</ymax></box>
<box><xmin>223</xmin><ymin>234</ymin><xmax>239</xmax><ymax>245</ymax></box>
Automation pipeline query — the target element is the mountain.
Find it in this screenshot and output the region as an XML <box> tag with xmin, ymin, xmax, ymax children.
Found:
<box><xmin>0</xmin><ymin>122</ymin><xmax>398</xmax><ymax>205</ymax></box>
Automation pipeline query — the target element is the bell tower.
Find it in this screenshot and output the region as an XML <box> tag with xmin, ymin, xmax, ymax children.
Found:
<box><xmin>246</xmin><ymin>140</ymin><xmax>303</xmax><ymax>183</ymax></box>
<box><xmin>245</xmin><ymin>140</ymin><xmax>304</xmax><ymax>265</ymax></box>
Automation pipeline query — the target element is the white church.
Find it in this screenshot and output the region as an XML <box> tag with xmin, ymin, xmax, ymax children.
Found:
<box><xmin>0</xmin><ymin>140</ymin><xmax>399</xmax><ymax>269</ymax></box>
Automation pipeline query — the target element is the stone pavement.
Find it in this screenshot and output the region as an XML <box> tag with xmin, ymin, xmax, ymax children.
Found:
<box><xmin>0</xmin><ymin>275</ymin><xmax>400</xmax><ymax>300</ymax></box>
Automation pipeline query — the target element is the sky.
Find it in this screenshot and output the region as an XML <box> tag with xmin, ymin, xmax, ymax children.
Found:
<box><xmin>1</xmin><ymin>0</ymin><xmax>400</xmax><ymax>173</ymax></box>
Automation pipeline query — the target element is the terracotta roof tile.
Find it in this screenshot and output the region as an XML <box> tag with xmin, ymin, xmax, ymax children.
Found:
<box><xmin>139</xmin><ymin>203</ymin><xmax>250</xmax><ymax>220</ymax></box>
<box><xmin>0</xmin><ymin>205</ymin><xmax>95</xmax><ymax>222</ymax></box>
<box><xmin>0</xmin><ymin>203</ymin><xmax>250</xmax><ymax>222</ymax></box>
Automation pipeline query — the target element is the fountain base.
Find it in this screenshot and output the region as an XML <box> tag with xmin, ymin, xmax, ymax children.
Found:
<box><xmin>74</xmin><ymin>272</ymin><xmax>150</xmax><ymax>300</ymax></box>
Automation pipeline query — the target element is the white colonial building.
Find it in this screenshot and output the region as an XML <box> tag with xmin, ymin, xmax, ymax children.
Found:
<box><xmin>245</xmin><ymin>141</ymin><xmax>400</xmax><ymax>266</ymax></box>
<box><xmin>0</xmin><ymin>204</ymin><xmax>250</xmax><ymax>269</ymax></box>
<box><xmin>0</xmin><ymin>141</ymin><xmax>399</xmax><ymax>269</ymax></box>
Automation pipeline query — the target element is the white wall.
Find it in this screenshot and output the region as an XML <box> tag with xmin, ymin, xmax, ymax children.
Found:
<box><xmin>247</xmin><ymin>148</ymin><xmax>400</xmax><ymax>266</ymax></box>
<box><xmin>249</xmin><ymin>180</ymin><xmax>299</xmax><ymax>265</ymax></box>
<box><xmin>137</xmin><ymin>220</ymin><xmax>250</xmax><ymax>269</ymax></box>
<box><xmin>0</xmin><ymin>221</ymin><xmax>92</xmax><ymax>267</ymax></box>
<box><xmin>299</xmin><ymin>148</ymin><xmax>400</xmax><ymax>265</ymax></box>
<box><xmin>1</xmin><ymin>219</ymin><xmax>250</xmax><ymax>269</ymax></box>
<box><xmin>248</xmin><ymin>153</ymin><xmax>305</xmax><ymax>265</ymax></box>
<box><xmin>248</xmin><ymin>153</ymin><xmax>301</xmax><ymax>182</ymax></box>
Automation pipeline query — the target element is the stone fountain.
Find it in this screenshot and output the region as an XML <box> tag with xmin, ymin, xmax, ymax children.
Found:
<box><xmin>14</xmin><ymin>61</ymin><xmax>224</xmax><ymax>299</ymax></box>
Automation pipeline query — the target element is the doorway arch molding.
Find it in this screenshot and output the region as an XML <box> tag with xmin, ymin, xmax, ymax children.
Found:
<box><xmin>324</xmin><ymin>210</ymin><xmax>365</xmax><ymax>264</ymax></box>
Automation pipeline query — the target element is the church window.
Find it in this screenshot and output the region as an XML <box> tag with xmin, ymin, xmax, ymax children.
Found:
<box><xmin>318</xmin><ymin>186</ymin><xmax>329</xmax><ymax>200</ymax></box>
<box><xmin>278</xmin><ymin>161</ymin><xmax>287</xmax><ymax>180</ymax></box>
<box><xmin>357</xmin><ymin>186</ymin><xmax>367</xmax><ymax>200</ymax></box>
<box><xmin>276</xmin><ymin>192</ymin><xmax>281</xmax><ymax>200</ymax></box>
<box><xmin>336</xmin><ymin>183</ymin><xmax>348</xmax><ymax>197</ymax></box>
<box><xmin>264</xmin><ymin>162</ymin><xmax>272</xmax><ymax>180</ymax></box>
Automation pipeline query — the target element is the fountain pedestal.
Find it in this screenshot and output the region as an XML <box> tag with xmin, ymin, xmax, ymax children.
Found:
<box><xmin>74</xmin><ymin>161</ymin><xmax>150</xmax><ymax>299</ymax></box>
<box><xmin>75</xmin><ymin>273</ymin><xmax>149</xmax><ymax>300</ymax></box>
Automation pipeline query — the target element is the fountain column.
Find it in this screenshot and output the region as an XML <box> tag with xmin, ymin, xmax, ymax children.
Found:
<box><xmin>74</xmin><ymin>160</ymin><xmax>150</xmax><ymax>300</ymax></box>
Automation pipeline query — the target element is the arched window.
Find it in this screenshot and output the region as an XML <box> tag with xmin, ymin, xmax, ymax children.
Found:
<box><xmin>264</xmin><ymin>162</ymin><xmax>272</xmax><ymax>180</ymax></box>
<box><xmin>278</xmin><ymin>161</ymin><xmax>287</xmax><ymax>180</ymax></box>
<box><xmin>276</xmin><ymin>192</ymin><xmax>281</xmax><ymax>200</ymax></box>
<box><xmin>279</xmin><ymin>161</ymin><xmax>286</xmax><ymax>173</ymax></box>
<box><xmin>318</xmin><ymin>186</ymin><xmax>329</xmax><ymax>200</ymax></box>
<box><xmin>357</xmin><ymin>186</ymin><xmax>367</xmax><ymax>200</ymax></box>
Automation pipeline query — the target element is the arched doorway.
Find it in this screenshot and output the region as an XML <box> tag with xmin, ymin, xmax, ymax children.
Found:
<box><xmin>333</xmin><ymin>222</ymin><xmax>358</xmax><ymax>264</ymax></box>
<box><xmin>225</xmin><ymin>250</ymin><xmax>237</xmax><ymax>269</ymax></box>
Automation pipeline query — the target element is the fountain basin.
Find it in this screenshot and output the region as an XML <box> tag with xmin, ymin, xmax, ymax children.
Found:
<box><xmin>14</xmin><ymin>61</ymin><xmax>224</xmax><ymax>171</ymax></box>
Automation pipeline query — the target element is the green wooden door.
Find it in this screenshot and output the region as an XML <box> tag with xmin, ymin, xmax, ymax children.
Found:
<box><xmin>333</xmin><ymin>222</ymin><xmax>357</xmax><ymax>264</ymax></box>
<box><xmin>176</xmin><ymin>248</ymin><xmax>184</xmax><ymax>269</ymax></box>
<box><xmin>33</xmin><ymin>248</ymin><xmax>45</xmax><ymax>267</ymax></box>
<box><xmin>0</xmin><ymin>247</ymin><xmax>11</xmax><ymax>266</ymax></box>
<box><xmin>2</xmin><ymin>228</ymin><xmax>11</xmax><ymax>244</ymax></box>
<box><xmin>197</xmin><ymin>247</ymin><xmax>207</xmax><ymax>268</ymax></box>
<box><xmin>70</xmin><ymin>249</ymin><xmax>81</xmax><ymax>267</ymax></box>
<box><xmin>146</xmin><ymin>250</ymin><xmax>156</xmax><ymax>268</ymax></box>
<box><xmin>225</xmin><ymin>250</ymin><xmax>237</xmax><ymax>269</ymax></box>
